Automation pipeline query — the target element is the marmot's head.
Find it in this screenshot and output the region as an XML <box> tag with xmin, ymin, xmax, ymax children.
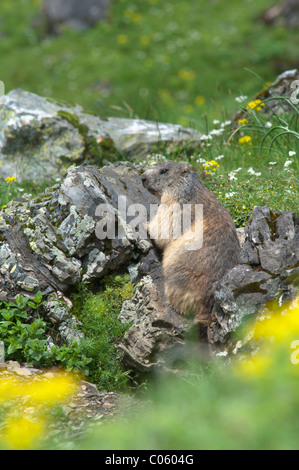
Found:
<box><xmin>141</xmin><ymin>160</ymin><xmax>200</xmax><ymax>202</ymax></box>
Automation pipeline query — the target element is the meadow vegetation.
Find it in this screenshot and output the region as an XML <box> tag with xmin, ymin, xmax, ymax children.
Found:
<box><xmin>0</xmin><ymin>0</ymin><xmax>299</xmax><ymax>450</ymax></box>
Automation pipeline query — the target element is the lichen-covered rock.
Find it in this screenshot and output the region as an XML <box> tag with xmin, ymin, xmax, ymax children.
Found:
<box><xmin>0</xmin><ymin>89</ymin><xmax>201</xmax><ymax>183</ymax></box>
<box><xmin>118</xmin><ymin>250</ymin><xmax>190</xmax><ymax>371</ymax></box>
<box><xmin>1</xmin><ymin>159</ymin><xmax>298</xmax><ymax>370</ymax></box>
<box><xmin>0</xmin><ymin>162</ymin><xmax>156</xmax><ymax>300</ymax></box>
<box><xmin>0</xmin><ymin>161</ymin><xmax>194</xmax><ymax>370</ymax></box>
<box><xmin>209</xmin><ymin>206</ymin><xmax>299</xmax><ymax>351</ymax></box>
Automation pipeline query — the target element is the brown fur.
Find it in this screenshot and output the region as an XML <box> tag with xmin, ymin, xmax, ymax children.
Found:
<box><xmin>141</xmin><ymin>160</ymin><xmax>240</xmax><ymax>330</ymax></box>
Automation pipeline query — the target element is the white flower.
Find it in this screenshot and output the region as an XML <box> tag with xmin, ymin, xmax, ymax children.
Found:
<box><xmin>200</xmin><ymin>134</ymin><xmax>213</xmax><ymax>141</ymax></box>
<box><xmin>225</xmin><ymin>192</ymin><xmax>236</xmax><ymax>198</ymax></box>
<box><xmin>269</xmin><ymin>161</ymin><xmax>277</xmax><ymax>165</ymax></box>
<box><xmin>209</xmin><ymin>128</ymin><xmax>224</xmax><ymax>136</ymax></box>
<box><xmin>215</xmin><ymin>155</ymin><xmax>224</xmax><ymax>160</ymax></box>
<box><xmin>213</xmin><ymin>119</ymin><xmax>220</xmax><ymax>125</ymax></box>
<box><xmin>265</xmin><ymin>121</ymin><xmax>272</xmax><ymax>128</ymax></box>
<box><xmin>289</xmin><ymin>151</ymin><xmax>296</xmax><ymax>157</ymax></box>
<box><xmin>284</xmin><ymin>159</ymin><xmax>294</xmax><ymax>168</ymax></box>
<box><xmin>220</xmin><ymin>120</ymin><xmax>232</xmax><ymax>128</ymax></box>
<box><xmin>235</xmin><ymin>95</ymin><xmax>248</xmax><ymax>103</ymax></box>
<box><xmin>228</xmin><ymin>168</ymin><xmax>242</xmax><ymax>180</ymax></box>
<box><xmin>248</xmin><ymin>167</ymin><xmax>261</xmax><ymax>176</ymax></box>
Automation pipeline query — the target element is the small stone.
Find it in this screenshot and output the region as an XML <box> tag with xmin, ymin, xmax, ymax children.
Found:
<box><xmin>14</xmin><ymin>367</ymin><xmax>32</xmax><ymax>377</ymax></box>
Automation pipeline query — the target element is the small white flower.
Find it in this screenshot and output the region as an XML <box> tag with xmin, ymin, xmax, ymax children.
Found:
<box><xmin>225</xmin><ymin>192</ymin><xmax>236</xmax><ymax>198</ymax></box>
<box><xmin>269</xmin><ymin>161</ymin><xmax>277</xmax><ymax>165</ymax></box>
<box><xmin>213</xmin><ymin>119</ymin><xmax>220</xmax><ymax>125</ymax></box>
<box><xmin>200</xmin><ymin>134</ymin><xmax>213</xmax><ymax>141</ymax></box>
<box><xmin>209</xmin><ymin>129</ymin><xmax>224</xmax><ymax>136</ymax></box>
<box><xmin>284</xmin><ymin>159</ymin><xmax>294</xmax><ymax>168</ymax></box>
<box><xmin>265</xmin><ymin>121</ymin><xmax>272</xmax><ymax>128</ymax></box>
<box><xmin>248</xmin><ymin>167</ymin><xmax>261</xmax><ymax>176</ymax></box>
<box><xmin>289</xmin><ymin>151</ymin><xmax>296</xmax><ymax>157</ymax></box>
<box><xmin>228</xmin><ymin>168</ymin><xmax>242</xmax><ymax>180</ymax></box>
<box><xmin>220</xmin><ymin>120</ymin><xmax>232</xmax><ymax>128</ymax></box>
<box><xmin>235</xmin><ymin>95</ymin><xmax>248</xmax><ymax>103</ymax></box>
<box><xmin>215</xmin><ymin>155</ymin><xmax>224</xmax><ymax>160</ymax></box>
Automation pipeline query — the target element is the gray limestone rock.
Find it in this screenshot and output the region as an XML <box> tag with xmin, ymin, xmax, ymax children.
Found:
<box><xmin>209</xmin><ymin>206</ymin><xmax>299</xmax><ymax>349</ymax></box>
<box><xmin>36</xmin><ymin>0</ymin><xmax>110</xmax><ymax>35</ymax></box>
<box><xmin>0</xmin><ymin>89</ymin><xmax>201</xmax><ymax>183</ymax></box>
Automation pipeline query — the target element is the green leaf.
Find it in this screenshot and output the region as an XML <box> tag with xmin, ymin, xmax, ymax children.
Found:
<box><xmin>33</xmin><ymin>291</ymin><xmax>43</xmax><ymax>304</ymax></box>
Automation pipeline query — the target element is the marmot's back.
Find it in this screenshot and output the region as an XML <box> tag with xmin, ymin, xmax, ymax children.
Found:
<box><xmin>141</xmin><ymin>160</ymin><xmax>240</xmax><ymax>328</ymax></box>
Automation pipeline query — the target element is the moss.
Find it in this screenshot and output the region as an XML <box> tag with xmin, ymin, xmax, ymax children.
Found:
<box><xmin>57</xmin><ymin>110</ymin><xmax>120</xmax><ymax>167</ymax></box>
<box><xmin>70</xmin><ymin>274</ymin><xmax>134</xmax><ymax>391</ymax></box>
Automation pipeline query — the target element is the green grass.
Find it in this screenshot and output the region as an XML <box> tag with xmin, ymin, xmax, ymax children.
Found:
<box><xmin>0</xmin><ymin>0</ymin><xmax>298</xmax><ymax>126</ymax></box>
<box><xmin>0</xmin><ymin>0</ymin><xmax>299</xmax><ymax>450</ymax></box>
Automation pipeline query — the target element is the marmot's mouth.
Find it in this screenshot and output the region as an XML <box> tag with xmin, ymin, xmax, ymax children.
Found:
<box><xmin>142</xmin><ymin>182</ymin><xmax>161</xmax><ymax>199</ymax></box>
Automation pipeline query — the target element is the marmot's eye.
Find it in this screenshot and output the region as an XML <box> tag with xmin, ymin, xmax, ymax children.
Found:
<box><xmin>160</xmin><ymin>168</ymin><xmax>169</xmax><ymax>175</ymax></box>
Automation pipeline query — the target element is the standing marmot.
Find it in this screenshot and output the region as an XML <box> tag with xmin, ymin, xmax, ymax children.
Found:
<box><xmin>141</xmin><ymin>160</ymin><xmax>240</xmax><ymax>333</ymax></box>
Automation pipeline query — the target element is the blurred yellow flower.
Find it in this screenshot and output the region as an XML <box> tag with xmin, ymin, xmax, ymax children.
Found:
<box><xmin>124</xmin><ymin>9</ymin><xmax>142</xmax><ymax>22</ymax></box>
<box><xmin>178</xmin><ymin>69</ymin><xmax>196</xmax><ymax>81</ymax></box>
<box><xmin>5</xmin><ymin>176</ymin><xmax>17</xmax><ymax>184</ymax></box>
<box><xmin>131</xmin><ymin>12</ymin><xmax>141</xmax><ymax>22</ymax></box>
<box><xmin>238</xmin><ymin>118</ymin><xmax>248</xmax><ymax>125</ymax></box>
<box><xmin>117</xmin><ymin>34</ymin><xmax>128</xmax><ymax>45</ymax></box>
<box><xmin>234</xmin><ymin>297</ymin><xmax>299</xmax><ymax>381</ymax></box>
<box><xmin>25</xmin><ymin>373</ymin><xmax>77</xmax><ymax>405</ymax></box>
<box><xmin>237</xmin><ymin>355</ymin><xmax>272</xmax><ymax>379</ymax></box>
<box><xmin>2</xmin><ymin>417</ymin><xmax>44</xmax><ymax>450</ymax></box>
<box><xmin>184</xmin><ymin>104</ymin><xmax>194</xmax><ymax>114</ymax></box>
<box><xmin>195</xmin><ymin>95</ymin><xmax>205</xmax><ymax>106</ymax></box>
<box><xmin>254</xmin><ymin>297</ymin><xmax>299</xmax><ymax>342</ymax></box>
<box><xmin>140</xmin><ymin>35</ymin><xmax>150</xmax><ymax>45</ymax></box>
<box><xmin>0</xmin><ymin>377</ymin><xmax>19</xmax><ymax>403</ymax></box>
<box><xmin>238</xmin><ymin>135</ymin><xmax>252</xmax><ymax>146</ymax></box>
<box><xmin>0</xmin><ymin>372</ymin><xmax>78</xmax><ymax>449</ymax></box>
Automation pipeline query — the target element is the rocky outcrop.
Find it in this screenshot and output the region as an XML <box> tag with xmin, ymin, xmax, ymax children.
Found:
<box><xmin>0</xmin><ymin>89</ymin><xmax>201</xmax><ymax>183</ymax></box>
<box><xmin>209</xmin><ymin>206</ymin><xmax>299</xmax><ymax>351</ymax></box>
<box><xmin>259</xmin><ymin>0</ymin><xmax>299</xmax><ymax>29</ymax></box>
<box><xmin>1</xmin><ymin>160</ymin><xmax>298</xmax><ymax>370</ymax></box>
<box><xmin>0</xmin><ymin>162</ymin><xmax>192</xmax><ymax>368</ymax></box>
<box><xmin>35</xmin><ymin>0</ymin><xmax>110</xmax><ymax>35</ymax></box>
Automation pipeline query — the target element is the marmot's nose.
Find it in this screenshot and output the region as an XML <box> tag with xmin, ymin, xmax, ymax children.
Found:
<box><xmin>141</xmin><ymin>174</ymin><xmax>147</xmax><ymax>182</ymax></box>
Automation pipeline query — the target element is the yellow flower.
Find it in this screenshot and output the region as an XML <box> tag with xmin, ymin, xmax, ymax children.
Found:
<box><xmin>183</xmin><ymin>104</ymin><xmax>194</xmax><ymax>114</ymax></box>
<box><xmin>202</xmin><ymin>160</ymin><xmax>220</xmax><ymax>170</ymax></box>
<box><xmin>238</xmin><ymin>135</ymin><xmax>252</xmax><ymax>146</ymax></box>
<box><xmin>238</xmin><ymin>118</ymin><xmax>248</xmax><ymax>125</ymax></box>
<box><xmin>236</xmin><ymin>355</ymin><xmax>272</xmax><ymax>379</ymax></box>
<box><xmin>0</xmin><ymin>372</ymin><xmax>78</xmax><ymax>449</ymax></box>
<box><xmin>131</xmin><ymin>12</ymin><xmax>141</xmax><ymax>22</ymax></box>
<box><xmin>195</xmin><ymin>95</ymin><xmax>205</xmax><ymax>106</ymax></box>
<box><xmin>178</xmin><ymin>69</ymin><xmax>196</xmax><ymax>81</ymax></box>
<box><xmin>5</xmin><ymin>176</ymin><xmax>17</xmax><ymax>184</ymax></box>
<box><xmin>246</xmin><ymin>99</ymin><xmax>265</xmax><ymax>113</ymax></box>
<box><xmin>140</xmin><ymin>35</ymin><xmax>150</xmax><ymax>45</ymax></box>
<box><xmin>0</xmin><ymin>377</ymin><xmax>19</xmax><ymax>403</ymax></box>
<box><xmin>25</xmin><ymin>373</ymin><xmax>77</xmax><ymax>405</ymax></box>
<box><xmin>254</xmin><ymin>297</ymin><xmax>299</xmax><ymax>342</ymax></box>
<box><xmin>2</xmin><ymin>417</ymin><xmax>44</xmax><ymax>450</ymax></box>
<box><xmin>117</xmin><ymin>34</ymin><xmax>128</xmax><ymax>45</ymax></box>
